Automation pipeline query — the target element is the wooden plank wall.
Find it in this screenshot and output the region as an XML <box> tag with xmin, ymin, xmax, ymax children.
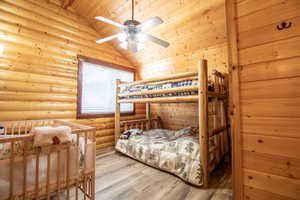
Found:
<box><xmin>137</xmin><ymin>1</ymin><xmax>229</xmax><ymax>130</ymax></box>
<box><xmin>0</xmin><ymin>0</ymin><xmax>145</xmax><ymax>150</ymax></box>
<box><xmin>228</xmin><ymin>0</ymin><xmax>300</xmax><ymax>199</ymax></box>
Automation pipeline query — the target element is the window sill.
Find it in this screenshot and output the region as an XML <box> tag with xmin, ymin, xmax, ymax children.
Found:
<box><xmin>77</xmin><ymin>111</ymin><xmax>135</xmax><ymax>119</ymax></box>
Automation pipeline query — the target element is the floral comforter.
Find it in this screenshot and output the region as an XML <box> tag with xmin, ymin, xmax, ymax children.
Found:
<box><xmin>116</xmin><ymin>129</ymin><xmax>207</xmax><ymax>186</ymax></box>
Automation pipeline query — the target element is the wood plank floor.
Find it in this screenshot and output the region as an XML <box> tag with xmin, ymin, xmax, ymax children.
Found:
<box><xmin>93</xmin><ymin>152</ymin><xmax>232</xmax><ymax>200</ymax></box>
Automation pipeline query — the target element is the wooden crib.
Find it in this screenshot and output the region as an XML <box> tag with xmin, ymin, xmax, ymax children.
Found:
<box><xmin>0</xmin><ymin>119</ymin><xmax>96</xmax><ymax>200</ymax></box>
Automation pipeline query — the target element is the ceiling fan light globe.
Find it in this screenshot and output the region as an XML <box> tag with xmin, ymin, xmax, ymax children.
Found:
<box><xmin>137</xmin><ymin>33</ymin><xmax>147</xmax><ymax>42</ymax></box>
<box><xmin>118</xmin><ymin>32</ymin><xmax>127</xmax><ymax>42</ymax></box>
<box><xmin>120</xmin><ymin>41</ymin><xmax>128</xmax><ymax>49</ymax></box>
<box><xmin>137</xmin><ymin>42</ymin><xmax>145</xmax><ymax>51</ymax></box>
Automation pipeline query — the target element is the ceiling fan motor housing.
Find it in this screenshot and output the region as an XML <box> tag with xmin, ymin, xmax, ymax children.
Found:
<box><xmin>123</xmin><ymin>20</ymin><xmax>142</xmax><ymax>43</ymax></box>
<box><xmin>124</xmin><ymin>19</ymin><xmax>140</xmax><ymax>26</ymax></box>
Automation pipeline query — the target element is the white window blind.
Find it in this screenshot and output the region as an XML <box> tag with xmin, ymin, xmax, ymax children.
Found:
<box><xmin>80</xmin><ymin>61</ymin><xmax>134</xmax><ymax>115</ymax></box>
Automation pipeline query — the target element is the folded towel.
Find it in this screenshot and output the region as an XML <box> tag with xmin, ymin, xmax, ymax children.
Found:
<box><xmin>31</xmin><ymin>126</ymin><xmax>72</xmax><ymax>147</ymax></box>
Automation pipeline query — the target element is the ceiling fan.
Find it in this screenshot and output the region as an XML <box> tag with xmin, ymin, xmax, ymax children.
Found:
<box><xmin>95</xmin><ymin>0</ymin><xmax>170</xmax><ymax>53</ymax></box>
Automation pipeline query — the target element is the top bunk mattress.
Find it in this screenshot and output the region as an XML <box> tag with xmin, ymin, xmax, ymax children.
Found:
<box><xmin>119</xmin><ymin>78</ymin><xmax>215</xmax><ymax>100</ymax></box>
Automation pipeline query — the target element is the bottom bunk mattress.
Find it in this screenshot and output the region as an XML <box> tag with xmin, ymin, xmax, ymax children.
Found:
<box><xmin>116</xmin><ymin>128</ymin><xmax>205</xmax><ymax>186</ymax></box>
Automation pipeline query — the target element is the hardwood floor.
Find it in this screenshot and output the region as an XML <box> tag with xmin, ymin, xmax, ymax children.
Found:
<box><xmin>94</xmin><ymin>152</ymin><xmax>232</xmax><ymax>200</ymax></box>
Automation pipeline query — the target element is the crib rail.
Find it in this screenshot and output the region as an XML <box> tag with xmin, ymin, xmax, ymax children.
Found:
<box><xmin>0</xmin><ymin>119</ymin><xmax>95</xmax><ymax>136</ymax></box>
<box><xmin>0</xmin><ymin>119</ymin><xmax>96</xmax><ymax>200</ymax></box>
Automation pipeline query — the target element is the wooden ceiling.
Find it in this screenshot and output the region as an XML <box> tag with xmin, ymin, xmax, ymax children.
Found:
<box><xmin>61</xmin><ymin>0</ymin><xmax>75</xmax><ymax>9</ymax></box>
<box><xmin>70</xmin><ymin>0</ymin><xmax>227</xmax><ymax>67</ymax></box>
<box><xmin>44</xmin><ymin>0</ymin><xmax>75</xmax><ymax>9</ymax></box>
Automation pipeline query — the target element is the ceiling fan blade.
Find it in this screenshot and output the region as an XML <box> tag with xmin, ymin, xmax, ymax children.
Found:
<box><xmin>138</xmin><ymin>16</ymin><xmax>163</xmax><ymax>31</ymax></box>
<box><xmin>95</xmin><ymin>16</ymin><xmax>125</xmax><ymax>28</ymax></box>
<box><xmin>145</xmin><ymin>34</ymin><xmax>170</xmax><ymax>48</ymax></box>
<box><xmin>96</xmin><ymin>34</ymin><xmax>118</xmax><ymax>43</ymax></box>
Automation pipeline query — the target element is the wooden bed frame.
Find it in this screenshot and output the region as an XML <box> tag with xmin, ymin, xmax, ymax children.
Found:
<box><xmin>0</xmin><ymin>119</ymin><xmax>96</xmax><ymax>200</ymax></box>
<box><xmin>115</xmin><ymin>59</ymin><xmax>229</xmax><ymax>187</ymax></box>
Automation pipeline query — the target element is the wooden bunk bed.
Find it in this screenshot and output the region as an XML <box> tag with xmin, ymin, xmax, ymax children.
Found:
<box><xmin>114</xmin><ymin>59</ymin><xmax>229</xmax><ymax>187</ymax></box>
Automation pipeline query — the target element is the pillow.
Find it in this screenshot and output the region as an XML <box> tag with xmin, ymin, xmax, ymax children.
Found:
<box><xmin>31</xmin><ymin>126</ymin><xmax>72</xmax><ymax>147</ymax></box>
<box><xmin>172</xmin><ymin>126</ymin><xmax>199</xmax><ymax>140</ymax></box>
<box><xmin>120</xmin><ymin>128</ymin><xmax>143</xmax><ymax>140</ymax></box>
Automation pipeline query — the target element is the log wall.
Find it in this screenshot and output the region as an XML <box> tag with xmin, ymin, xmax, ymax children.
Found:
<box><xmin>0</xmin><ymin>0</ymin><xmax>144</xmax><ymax>150</ymax></box>
<box><xmin>227</xmin><ymin>0</ymin><xmax>300</xmax><ymax>199</ymax></box>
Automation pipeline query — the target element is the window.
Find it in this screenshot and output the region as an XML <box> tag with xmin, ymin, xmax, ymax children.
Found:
<box><xmin>77</xmin><ymin>56</ymin><xmax>135</xmax><ymax>118</ymax></box>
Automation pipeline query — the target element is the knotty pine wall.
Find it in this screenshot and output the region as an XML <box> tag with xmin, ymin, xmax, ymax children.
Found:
<box><xmin>138</xmin><ymin>1</ymin><xmax>229</xmax><ymax>130</ymax></box>
<box><xmin>0</xmin><ymin>0</ymin><xmax>145</xmax><ymax>150</ymax></box>
<box><xmin>228</xmin><ymin>0</ymin><xmax>300</xmax><ymax>199</ymax></box>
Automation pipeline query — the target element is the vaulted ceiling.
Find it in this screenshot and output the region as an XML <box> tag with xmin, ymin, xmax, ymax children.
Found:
<box><xmin>44</xmin><ymin>0</ymin><xmax>75</xmax><ymax>9</ymax></box>
<box><xmin>65</xmin><ymin>0</ymin><xmax>227</xmax><ymax>68</ymax></box>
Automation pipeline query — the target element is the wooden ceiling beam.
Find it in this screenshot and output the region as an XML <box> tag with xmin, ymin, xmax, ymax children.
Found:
<box><xmin>62</xmin><ymin>0</ymin><xmax>75</xmax><ymax>9</ymax></box>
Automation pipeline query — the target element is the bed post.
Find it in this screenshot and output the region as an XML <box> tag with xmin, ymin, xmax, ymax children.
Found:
<box><xmin>115</xmin><ymin>79</ymin><xmax>121</xmax><ymax>146</ymax></box>
<box><xmin>146</xmin><ymin>103</ymin><xmax>151</xmax><ymax>130</ymax></box>
<box><xmin>198</xmin><ymin>59</ymin><xmax>209</xmax><ymax>187</ymax></box>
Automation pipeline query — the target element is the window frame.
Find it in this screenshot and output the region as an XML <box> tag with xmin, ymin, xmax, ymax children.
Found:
<box><xmin>77</xmin><ymin>55</ymin><xmax>136</xmax><ymax>119</ymax></box>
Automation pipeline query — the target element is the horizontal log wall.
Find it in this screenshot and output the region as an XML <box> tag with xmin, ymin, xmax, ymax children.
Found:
<box><xmin>0</xmin><ymin>0</ymin><xmax>143</xmax><ymax>150</ymax></box>
<box><xmin>229</xmin><ymin>0</ymin><xmax>300</xmax><ymax>199</ymax></box>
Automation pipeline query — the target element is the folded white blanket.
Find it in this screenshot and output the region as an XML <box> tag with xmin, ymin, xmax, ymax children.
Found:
<box><xmin>31</xmin><ymin>126</ymin><xmax>72</xmax><ymax>147</ymax></box>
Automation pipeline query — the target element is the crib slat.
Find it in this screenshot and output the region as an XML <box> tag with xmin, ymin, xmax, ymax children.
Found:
<box><xmin>91</xmin><ymin>173</ymin><xmax>95</xmax><ymax>200</ymax></box>
<box><xmin>30</xmin><ymin>121</ymin><xmax>33</xmax><ymax>132</ymax></box>
<box><xmin>35</xmin><ymin>151</ymin><xmax>40</xmax><ymax>199</ymax></box>
<box><xmin>89</xmin><ymin>174</ymin><xmax>92</xmax><ymax>197</ymax></box>
<box><xmin>84</xmin><ymin>132</ymin><xmax>88</xmax><ymax>200</ymax></box>
<box><xmin>218</xmin><ymin>76</ymin><xmax>221</xmax><ymax>93</ymax></box>
<box><xmin>66</xmin><ymin>145</ymin><xmax>70</xmax><ymax>200</ymax></box>
<box><xmin>57</xmin><ymin>150</ymin><xmax>61</xmax><ymax>200</ymax></box>
<box><xmin>23</xmin><ymin>141</ymin><xmax>27</xmax><ymax>200</ymax></box>
<box><xmin>10</xmin><ymin>141</ymin><xmax>15</xmax><ymax>200</ymax></box>
<box><xmin>85</xmin><ymin>131</ymin><xmax>88</xmax><ymax>146</ymax></box>
<box><xmin>11</xmin><ymin>125</ymin><xmax>14</xmax><ymax>136</ymax></box>
<box><xmin>220</xmin><ymin>78</ymin><xmax>224</xmax><ymax>94</ymax></box>
<box><xmin>85</xmin><ymin>131</ymin><xmax>89</xmax><ymax>200</ymax></box>
<box><xmin>46</xmin><ymin>152</ymin><xmax>51</xmax><ymax>200</ymax></box>
<box><xmin>24</xmin><ymin>122</ymin><xmax>27</xmax><ymax>135</ymax></box>
<box><xmin>83</xmin><ymin>176</ymin><xmax>87</xmax><ymax>200</ymax></box>
<box><xmin>75</xmin><ymin>135</ymin><xmax>79</xmax><ymax>200</ymax></box>
<box><xmin>18</xmin><ymin>123</ymin><xmax>21</xmax><ymax>135</ymax></box>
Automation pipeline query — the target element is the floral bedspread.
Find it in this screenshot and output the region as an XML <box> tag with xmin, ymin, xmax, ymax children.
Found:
<box><xmin>116</xmin><ymin>129</ymin><xmax>205</xmax><ymax>186</ymax></box>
